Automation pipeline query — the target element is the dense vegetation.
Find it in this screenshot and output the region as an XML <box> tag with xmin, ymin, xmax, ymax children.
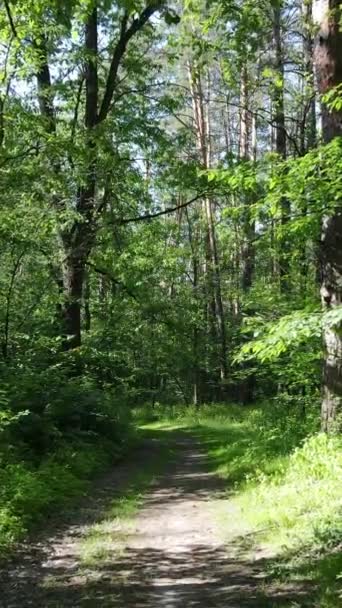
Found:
<box><xmin>0</xmin><ymin>0</ymin><xmax>341</xmax><ymax>597</ymax></box>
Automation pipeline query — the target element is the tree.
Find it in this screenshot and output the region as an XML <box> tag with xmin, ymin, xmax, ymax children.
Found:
<box><xmin>313</xmin><ymin>0</ymin><xmax>342</xmax><ymax>430</ymax></box>
<box><xmin>3</xmin><ymin>0</ymin><xmax>168</xmax><ymax>350</ymax></box>
<box><xmin>0</xmin><ymin>0</ymin><xmax>339</xmax><ymax>423</ymax></box>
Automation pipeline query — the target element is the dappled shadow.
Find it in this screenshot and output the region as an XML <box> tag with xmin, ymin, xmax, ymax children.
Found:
<box><xmin>254</xmin><ymin>539</ymin><xmax>342</xmax><ymax>607</ymax></box>
<box><xmin>137</xmin><ymin>435</ymin><xmax>228</xmax><ymax>507</ymax></box>
<box><xmin>183</xmin><ymin>423</ymin><xmax>298</xmax><ymax>486</ymax></box>
<box><xmin>3</xmin><ymin>543</ymin><xmax>311</xmax><ymax>608</ymax></box>
<box><xmin>0</xmin><ymin>430</ymin><xmax>314</xmax><ymax>607</ymax></box>
<box><xmin>0</xmin><ymin>430</ymin><xmax>174</xmax><ymax>603</ymax></box>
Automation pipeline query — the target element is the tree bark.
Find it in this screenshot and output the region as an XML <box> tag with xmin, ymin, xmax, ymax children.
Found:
<box><xmin>302</xmin><ymin>0</ymin><xmax>317</xmax><ymax>153</ymax></box>
<box><xmin>299</xmin><ymin>1</ymin><xmax>317</xmax><ymax>282</ymax></box>
<box><xmin>188</xmin><ymin>63</ymin><xmax>228</xmax><ymax>387</ymax></box>
<box><xmin>272</xmin><ymin>0</ymin><xmax>290</xmax><ymax>291</ymax></box>
<box><xmin>239</xmin><ymin>66</ymin><xmax>256</xmax><ymax>403</ymax></box>
<box><xmin>240</xmin><ymin>65</ymin><xmax>256</xmax><ymax>292</ymax></box>
<box><xmin>84</xmin><ymin>270</ymin><xmax>91</xmax><ymax>332</ymax></box>
<box><xmin>313</xmin><ymin>0</ymin><xmax>342</xmax><ymax>430</ymax></box>
<box><xmin>185</xmin><ymin>206</ymin><xmax>201</xmax><ymax>406</ymax></box>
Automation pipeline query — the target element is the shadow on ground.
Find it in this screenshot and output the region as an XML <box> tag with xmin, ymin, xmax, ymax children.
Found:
<box><xmin>0</xmin><ymin>429</ymin><xmax>315</xmax><ymax>608</ymax></box>
<box><xmin>9</xmin><ymin>543</ymin><xmax>312</xmax><ymax>608</ymax></box>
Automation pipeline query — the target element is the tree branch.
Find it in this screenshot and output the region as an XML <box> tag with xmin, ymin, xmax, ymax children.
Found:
<box><xmin>0</xmin><ymin>145</ymin><xmax>39</xmax><ymax>167</ymax></box>
<box><xmin>118</xmin><ymin>192</ymin><xmax>206</xmax><ymax>225</ymax></box>
<box><xmin>86</xmin><ymin>261</ymin><xmax>176</xmax><ymax>330</ymax></box>
<box><xmin>97</xmin><ymin>2</ymin><xmax>163</xmax><ymax>123</ymax></box>
<box><xmin>86</xmin><ymin>261</ymin><xmax>139</xmax><ymax>302</ymax></box>
<box><xmin>4</xmin><ymin>0</ymin><xmax>17</xmax><ymax>38</ymax></box>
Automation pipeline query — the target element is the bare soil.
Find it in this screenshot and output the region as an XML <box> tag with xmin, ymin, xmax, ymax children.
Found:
<box><xmin>0</xmin><ymin>431</ymin><xmax>311</xmax><ymax>607</ymax></box>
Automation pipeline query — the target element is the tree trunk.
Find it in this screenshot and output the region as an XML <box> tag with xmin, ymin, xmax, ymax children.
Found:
<box><xmin>61</xmin><ymin>253</ymin><xmax>85</xmax><ymax>349</ymax></box>
<box><xmin>272</xmin><ymin>0</ymin><xmax>289</xmax><ymax>291</ymax></box>
<box><xmin>84</xmin><ymin>269</ymin><xmax>91</xmax><ymax>332</ymax></box>
<box><xmin>272</xmin><ymin>2</ymin><xmax>286</xmax><ymax>159</ymax></box>
<box><xmin>239</xmin><ymin>66</ymin><xmax>256</xmax><ymax>403</ymax></box>
<box><xmin>185</xmin><ymin>206</ymin><xmax>201</xmax><ymax>406</ymax></box>
<box><xmin>60</xmin><ymin>6</ymin><xmax>98</xmax><ymax>350</ymax></box>
<box><xmin>313</xmin><ymin>0</ymin><xmax>342</xmax><ymax>430</ymax></box>
<box><xmin>188</xmin><ymin>63</ymin><xmax>228</xmax><ymax>387</ymax></box>
<box><xmin>34</xmin><ymin>3</ymin><xmax>161</xmax><ymax>352</ymax></box>
<box><xmin>302</xmin><ymin>0</ymin><xmax>316</xmax><ymax>153</ymax></box>
<box><xmin>240</xmin><ymin>65</ymin><xmax>256</xmax><ymax>291</ymax></box>
<box><xmin>299</xmin><ymin>1</ymin><xmax>317</xmax><ymax>282</ymax></box>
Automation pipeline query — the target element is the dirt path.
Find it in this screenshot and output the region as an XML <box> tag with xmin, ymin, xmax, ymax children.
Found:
<box><xmin>0</xmin><ymin>432</ymin><xmax>308</xmax><ymax>607</ymax></box>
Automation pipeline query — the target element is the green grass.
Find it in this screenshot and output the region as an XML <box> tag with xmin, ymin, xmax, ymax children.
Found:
<box><xmin>137</xmin><ymin>402</ymin><xmax>342</xmax><ymax>607</ymax></box>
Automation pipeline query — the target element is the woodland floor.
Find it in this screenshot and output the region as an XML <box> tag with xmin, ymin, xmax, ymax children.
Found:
<box><xmin>0</xmin><ymin>430</ymin><xmax>314</xmax><ymax>607</ymax></box>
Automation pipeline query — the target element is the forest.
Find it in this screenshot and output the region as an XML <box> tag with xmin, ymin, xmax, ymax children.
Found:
<box><xmin>0</xmin><ymin>0</ymin><xmax>341</xmax><ymax>606</ymax></box>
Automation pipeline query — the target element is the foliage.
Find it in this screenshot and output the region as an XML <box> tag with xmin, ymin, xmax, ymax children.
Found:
<box><xmin>234</xmin><ymin>307</ymin><xmax>342</xmax><ymax>363</ymax></box>
<box><xmin>0</xmin><ymin>355</ymin><xmax>133</xmax><ymax>554</ymax></box>
<box><xmin>0</xmin><ymin>436</ymin><xmax>127</xmax><ymax>553</ymax></box>
<box><xmin>0</xmin><ymin>5</ymin><xmax>341</xmax><ymax>601</ymax></box>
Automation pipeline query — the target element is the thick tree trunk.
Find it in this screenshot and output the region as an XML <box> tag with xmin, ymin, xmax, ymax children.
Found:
<box><xmin>320</xmin><ymin>214</ymin><xmax>342</xmax><ymax>430</ymax></box>
<box><xmin>35</xmin><ymin>3</ymin><xmax>161</xmax><ymax>352</ymax></box>
<box><xmin>61</xmin><ymin>253</ymin><xmax>85</xmax><ymax>349</ymax></box>
<box><xmin>60</xmin><ymin>7</ymin><xmax>98</xmax><ymax>350</ymax></box>
<box><xmin>313</xmin><ymin>0</ymin><xmax>342</xmax><ymax>430</ymax></box>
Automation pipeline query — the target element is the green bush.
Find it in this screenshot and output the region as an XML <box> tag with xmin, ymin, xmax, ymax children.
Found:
<box><xmin>0</xmin><ymin>437</ymin><xmax>128</xmax><ymax>553</ymax></box>
<box><xmin>0</xmin><ymin>355</ymin><xmax>133</xmax><ymax>554</ymax></box>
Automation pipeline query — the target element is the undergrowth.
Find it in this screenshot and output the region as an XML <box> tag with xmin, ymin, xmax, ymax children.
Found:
<box><xmin>0</xmin><ymin>365</ymin><xmax>134</xmax><ymax>556</ymax></box>
<box><xmin>0</xmin><ymin>437</ymin><xmax>128</xmax><ymax>555</ymax></box>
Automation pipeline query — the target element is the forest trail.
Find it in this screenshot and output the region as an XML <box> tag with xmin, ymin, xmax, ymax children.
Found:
<box><xmin>0</xmin><ymin>431</ymin><xmax>308</xmax><ymax>607</ymax></box>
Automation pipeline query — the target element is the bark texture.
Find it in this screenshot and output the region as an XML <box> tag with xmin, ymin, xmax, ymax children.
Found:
<box><xmin>313</xmin><ymin>0</ymin><xmax>342</xmax><ymax>430</ymax></box>
<box><xmin>272</xmin><ymin>0</ymin><xmax>290</xmax><ymax>291</ymax></box>
<box><xmin>188</xmin><ymin>64</ymin><xmax>228</xmax><ymax>387</ymax></box>
<box><xmin>240</xmin><ymin>65</ymin><xmax>256</xmax><ymax>292</ymax></box>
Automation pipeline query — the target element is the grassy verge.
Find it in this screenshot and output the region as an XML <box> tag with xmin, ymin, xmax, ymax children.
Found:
<box><xmin>137</xmin><ymin>402</ymin><xmax>342</xmax><ymax>607</ymax></box>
